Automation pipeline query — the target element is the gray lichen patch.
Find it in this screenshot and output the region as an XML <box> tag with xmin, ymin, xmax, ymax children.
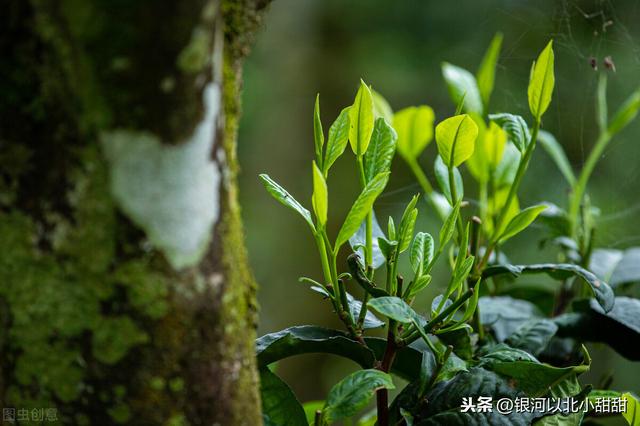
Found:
<box><xmin>102</xmin><ymin>84</ymin><xmax>222</xmax><ymax>270</ymax></box>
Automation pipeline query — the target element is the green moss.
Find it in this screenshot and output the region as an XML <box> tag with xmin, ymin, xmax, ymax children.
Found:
<box><xmin>0</xmin><ymin>146</ymin><xmax>169</xmax><ymax>421</ymax></box>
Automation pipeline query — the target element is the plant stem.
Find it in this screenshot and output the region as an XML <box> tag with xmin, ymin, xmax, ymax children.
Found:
<box><xmin>403</xmin><ymin>286</ymin><xmax>478</xmax><ymax>346</ymax></box>
<box><xmin>568</xmin><ymin>130</ymin><xmax>611</xmax><ymax>239</ymax></box>
<box><xmin>376</xmin><ymin>325</ymin><xmax>397</xmax><ymax>426</ymax></box>
<box><xmin>357</xmin><ymin>156</ymin><xmax>374</xmax><ymax>268</ymax></box>
<box><xmin>478</xmin><ymin>120</ymin><xmax>541</xmax><ymax>271</ymax></box>
<box><xmin>315</xmin><ymin>232</ymin><xmax>341</xmax><ymax>313</ymax></box>
<box><xmin>448</xmin><ymin>165</ymin><xmax>464</xmax><ymax>239</ymax></box>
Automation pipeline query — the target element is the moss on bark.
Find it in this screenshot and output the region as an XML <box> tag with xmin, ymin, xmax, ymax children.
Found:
<box><xmin>0</xmin><ymin>0</ymin><xmax>270</xmax><ymax>424</ymax></box>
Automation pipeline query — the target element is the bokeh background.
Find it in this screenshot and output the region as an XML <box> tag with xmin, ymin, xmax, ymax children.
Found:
<box><xmin>238</xmin><ymin>0</ymin><xmax>640</xmax><ymax>415</ymax></box>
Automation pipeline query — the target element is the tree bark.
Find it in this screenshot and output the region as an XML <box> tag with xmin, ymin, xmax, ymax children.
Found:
<box><xmin>0</xmin><ymin>0</ymin><xmax>269</xmax><ymax>424</ymax></box>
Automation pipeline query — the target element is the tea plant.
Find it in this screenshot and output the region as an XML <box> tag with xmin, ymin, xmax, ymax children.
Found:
<box><xmin>257</xmin><ymin>36</ymin><xmax>640</xmax><ymax>426</ymax></box>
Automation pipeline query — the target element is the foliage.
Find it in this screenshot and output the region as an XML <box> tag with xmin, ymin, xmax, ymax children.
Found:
<box><xmin>257</xmin><ymin>37</ymin><xmax>640</xmax><ymax>425</ymax></box>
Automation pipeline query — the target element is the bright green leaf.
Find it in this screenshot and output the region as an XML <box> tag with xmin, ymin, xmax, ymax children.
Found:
<box><xmin>311</xmin><ymin>162</ymin><xmax>328</xmax><ymax>227</ymax></box>
<box><xmin>323</xmin><ymin>107</ymin><xmax>351</xmax><ymax>174</ymax></box>
<box><xmin>260</xmin><ymin>174</ymin><xmax>315</xmax><ymax>231</ymax></box>
<box><xmin>397</xmin><ymin>195</ymin><xmax>419</xmax><ymax>253</ymax></box>
<box><xmin>372</xmin><ymin>89</ymin><xmax>394</xmax><ymax>124</ymax></box>
<box><xmin>393</xmin><ymin>106</ymin><xmax>435</xmax><ymax>161</ymax></box>
<box><xmin>499</xmin><ymin>204</ymin><xmax>548</xmax><ymax>242</ymax></box>
<box><xmin>335</xmin><ymin>172</ymin><xmax>389</xmax><ymax>248</ymax></box>
<box><xmin>439</xmin><ymin>200</ymin><xmax>461</xmax><ymax>247</ymax></box>
<box><xmin>435</xmin><ymin>114</ymin><xmax>479</xmax><ymax>167</ymax></box>
<box><xmin>364</xmin><ymin>117</ymin><xmax>397</xmax><ymax>182</ymax></box>
<box><xmin>528</xmin><ymin>40</ymin><xmax>555</xmax><ymax>121</ymax></box>
<box><xmin>349</xmin><ymin>80</ymin><xmax>375</xmax><ymax>156</ymax></box>
<box><xmin>506</xmin><ymin>318</ymin><xmax>559</xmax><ymax>356</ymax></box>
<box><xmin>442</xmin><ymin>62</ymin><xmax>483</xmax><ymax>115</ymax></box>
<box><xmin>313</xmin><ymin>94</ymin><xmax>324</xmax><ymax>168</ymax></box>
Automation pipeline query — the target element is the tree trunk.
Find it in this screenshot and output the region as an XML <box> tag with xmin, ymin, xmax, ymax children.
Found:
<box><xmin>0</xmin><ymin>0</ymin><xmax>269</xmax><ymax>424</ymax></box>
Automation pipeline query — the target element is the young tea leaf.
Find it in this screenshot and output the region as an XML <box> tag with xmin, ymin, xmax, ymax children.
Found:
<box><xmin>323</xmin><ymin>107</ymin><xmax>351</xmax><ymax>174</ymax></box>
<box><xmin>397</xmin><ymin>194</ymin><xmax>419</xmax><ymax>253</ymax></box>
<box><xmin>528</xmin><ymin>40</ymin><xmax>555</xmax><ymax>121</ymax></box>
<box><xmin>410</xmin><ymin>232</ymin><xmax>435</xmax><ymax>276</ymax></box>
<box><xmin>435</xmin><ymin>114</ymin><xmax>479</xmax><ymax>168</ymax></box>
<box><xmin>499</xmin><ymin>204</ymin><xmax>548</xmax><ymax>242</ymax></box>
<box><xmin>442</xmin><ymin>62</ymin><xmax>483</xmax><ymax>115</ymax></box>
<box><xmin>406</xmin><ymin>275</ymin><xmax>432</xmax><ymax>300</ymax></box>
<box><xmin>394</xmin><ymin>106</ymin><xmax>435</xmax><ymax>161</ymax></box>
<box><xmin>489</xmin><ymin>113</ymin><xmax>531</xmax><ymax>153</ymax></box>
<box><xmin>323</xmin><ymin>369</ymin><xmax>395</xmax><ymax>424</ymax></box>
<box><xmin>349</xmin><ymin>212</ymin><xmax>386</xmax><ymax>269</ymax></box>
<box><xmin>476</xmin><ymin>32</ymin><xmax>503</xmax><ymax>108</ymax></box>
<box><xmin>364</xmin><ymin>117</ymin><xmax>398</xmax><ymax>181</ymax></box>
<box><xmin>335</xmin><ymin>172</ymin><xmax>390</xmax><ymax>249</ymax></box>
<box><xmin>439</xmin><ymin>200</ymin><xmax>461</xmax><ymax>247</ymax></box>
<box><xmin>259</xmin><ymin>174</ymin><xmax>315</xmax><ymax>231</ymax></box>
<box><xmin>311</xmin><ymin>161</ymin><xmax>328</xmax><ymax>227</ymax></box>
<box><xmin>313</xmin><ymin>94</ymin><xmax>324</xmax><ymax>168</ymax></box>
<box><xmin>349</xmin><ymin>80</ymin><xmax>375</xmax><ymax>156</ymax></box>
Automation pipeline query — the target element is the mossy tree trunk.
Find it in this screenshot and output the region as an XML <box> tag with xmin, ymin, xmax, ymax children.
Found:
<box><xmin>0</xmin><ymin>0</ymin><xmax>269</xmax><ymax>424</ymax></box>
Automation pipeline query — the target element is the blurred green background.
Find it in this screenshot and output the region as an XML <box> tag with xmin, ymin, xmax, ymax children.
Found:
<box><xmin>238</xmin><ymin>0</ymin><xmax>640</xmax><ymax>412</ymax></box>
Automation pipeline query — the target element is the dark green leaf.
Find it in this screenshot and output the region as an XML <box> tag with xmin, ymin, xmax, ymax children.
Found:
<box><xmin>555</xmin><ymin>297</ymin><xmax>640</xmax><ymax>361</ymax></box>
<box><xmin>417</xmin><ymin>367</ymin><xmax>541</xmax><ymax>425</ymax></box>
<box><xmin>347</xmin><ymin>293</ymin><xmax>385</xmax><ymax>329</ymax></box>
<box><xmin>479</xmin><ymin>296</ymin><xmax>543</xmax><ymax>341</ymax></box>
<box><xmin>347</xmin><ymin>253</ymin><xmax>390</xmax><ymax>298</ymax></box>
<box><xmin>477</xmin><ymin>343</ymin><xmax>539</xmax><ymax>366</ymax></box>
<box><xmin>260</xmin><ymin>174</ymin><xmax>314</xmax><ymax>230</ymax></box>
<box><xmin>336</xmin><ymin>172</ymin><xmax>390</xmax><ymax>248</ymax></box>
<box><xmin>506</xmin><ymin>319</ymin><xmax>558</xmax><ymax>356</ymax></box>
<box><xmin>323</xmin><ymin>369</ymin><xmax>395</xmax><ymax>424</ymax></box>
<box><xmin>434</xmin><ymin>155</ymin><xmax>464</xmax><ymax>204</ymax></box>
<box><xmin>257</xmin><ymin>326</ymin><xmax>425</xmax><ymax>380</ymax></box>
<box><xmin>534</xmin><ymin>375</ymin><xmax>585</xmax><ymax>426</ymax></box>
<box><xmin>590</xmin><ymin>247</ymin><xmax>640</xmax><ymax>288</ymax></box>
<box><xmin>368</xmin><ymin>296</ymin><xmax>421</xmax><ymax>324</ymax></box>
<box><xmin>323</xmin><ymin>107</ymin><xmax>351</xmax><ymax>174</ymax></box>
<box><xmin>437</xmin><ymin>324</ymin><xmax>474</xmax><ymax>360</ymax></box>
<box><xmin>489</xmin><ymin>113</ymin><xmax>531</xmax><ymax>153</ymax></box>
<box><xmin>260</xmin><ymin>368</ymin><xmax>307</xmax><ymax>426</ymax></box>
<box><xmin>364</xmin><ymin>117</ymin><xmax>397</xmax><ymax>181</ymax></box>
<box><xmin>442</xmin><ymin>62</ymin><xmax>483</xmax><ymax>115</ymax></box>
<box><xmin>537</xmin><ymin>130</ymin><xmax>575</xmax><ymax>186</ymax></box>
<box><xmin>490</xmin><ymin>346</ymin><xmax>590</xmax><ymax>397</ymax></box>
<box><xmin>482</xmin><ymin>263</ymin><xmax>615</xmax><ymax>312</ymax></box>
